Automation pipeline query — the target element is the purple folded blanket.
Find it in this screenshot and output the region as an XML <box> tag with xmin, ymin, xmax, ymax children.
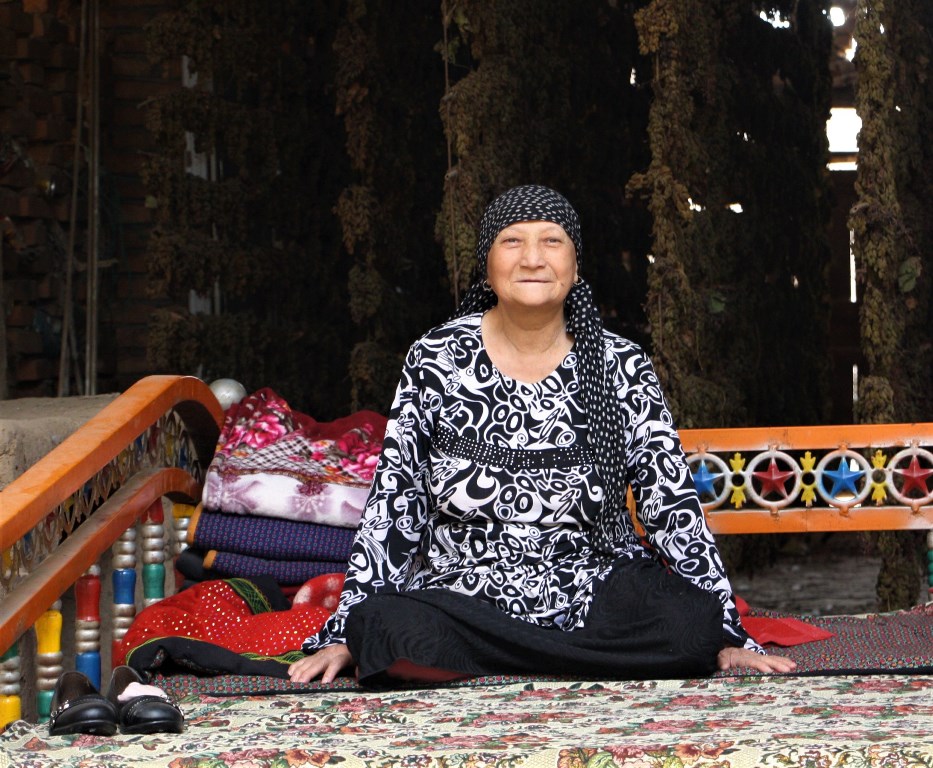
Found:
<box><xmin>189</xmin><ymin>507</ymin><xmax>357</xmax><ymax>562</ymax></box>
<box><xmin>177</xmin><ymin>547</ymin><xmax>348</xmax><ymax>586</ymax></box>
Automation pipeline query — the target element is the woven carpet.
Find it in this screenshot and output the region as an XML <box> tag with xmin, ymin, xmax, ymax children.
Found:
<box><xmin>2</xmin><ymin>674</ymin><xmax>931</xmax><ymax>768</ymax></box>
<box><xmin>149</xmin><ymin>603</ymin><xmax>933</xmax><ymax>699</ymax></box>
<box><xmin>2</xmin><ymin>606</ymin><xmax>931</xmax><ymax>768</ymax></box>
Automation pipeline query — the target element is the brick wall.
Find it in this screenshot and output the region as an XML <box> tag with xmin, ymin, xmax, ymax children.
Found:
<box><xmin>100</xmin><ymin>1</ymin><xmax>177</xmax><ymax>393</ymax></box>
<box><xmin>1</xmin><ymin>0</ymin><xmax>174</xmax><ymax>399</ymax></box>
<box><xmin>1</xmin><ymin>0</ymin><xmax>78</xmax><ymax>397</ymax></box>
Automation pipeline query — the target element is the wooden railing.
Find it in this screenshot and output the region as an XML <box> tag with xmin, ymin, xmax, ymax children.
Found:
<box><xmin>1</xmin><ymin>374</ymin><xmax>931</xmax><ymax>727</ymax></box>
<box><xmin>682</xmin><ymin>423</ymin><xmax>933</xmax><ymax>538</ymax></box>
<box><xmin>681</xmin><ymin>422</ymin><xmax>933</xmax><ymax>603</ymax></box>
<box><xmin>0</xmin><ymin>375</ymin><xmax>223</xmax><ymax>727</ymax></box>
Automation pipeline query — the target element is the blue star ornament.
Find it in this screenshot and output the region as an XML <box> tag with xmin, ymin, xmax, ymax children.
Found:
<box><xmin>824</xmin><ymin>458</ymin><xmax>865</xmax><ymax>498</ymax></box>
<box><xmin>692</xmin><ymin>461</ymin><xmax>720</xmax><ymax>496</ymax></box>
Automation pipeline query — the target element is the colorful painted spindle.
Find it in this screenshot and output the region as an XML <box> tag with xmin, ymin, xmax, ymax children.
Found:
<box><xmin>142</xmin><ymin>501</ymin><xmax>166</xmax><ymax>605</ymax></box>
<box><xmin>35</xmin><ymin>601</ymin><xmax>63</xmax><ymax>721</ymax></box>
<box><xmin>927</xmin><ymin>531</ymin><xmax>933</xmax><ymax>603</ymax></box>
<box><xmin>0</xmin><ymin>644</ymin><xmax>22</xmax><ymax>728</ymax></box>
<box><xmin>75</xmin><ymin>568</ymin><xmax>102</xmax><ymax>690</ymax></box>
<box><xmin>112</xmin><ymin>526</ymin><xmax>137</xmax><ymax>660</ymax></box>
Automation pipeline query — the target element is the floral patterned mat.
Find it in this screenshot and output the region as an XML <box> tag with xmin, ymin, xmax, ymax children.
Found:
<box><xmin>2</xmin><ymin>674</ymin><xmax>931</xmax><ymax>768</ymax></box>
<box><xmin>137</xmin><ymin>603</ymin><xmax>933</xmax><ymax>700</ymax></box>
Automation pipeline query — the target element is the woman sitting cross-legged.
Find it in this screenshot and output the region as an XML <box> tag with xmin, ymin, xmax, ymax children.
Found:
<box><xmin>289</xmin><ymin>185</ymin><xmax>795</xmax><ymax>687</ymax></box>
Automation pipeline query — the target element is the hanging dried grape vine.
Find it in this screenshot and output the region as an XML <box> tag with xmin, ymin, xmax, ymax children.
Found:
<box><xmin>438</xmin><ymin>0</ymin><xmax>651</xmax><ymax>332</ymax></box>
<box><xmin>143</xmin><ymin>0</ymin><xmax>353</xmax><ymax>417</ymax></box>
<box><xmin>332</xmin><ymin>1</ymin><xmax>449</xmax><ymax>411</ymax></box>
<box><xmin>849</xmin><ymin>0</ymin><xmax>932</xmax><ymax>609</ymax></box>
<box><xmin>631</xmin><ymin>1</ymin><xmax>832</xmax><ymax>429</ymax></box>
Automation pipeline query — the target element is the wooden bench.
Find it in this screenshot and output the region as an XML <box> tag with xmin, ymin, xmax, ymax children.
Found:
<box><xmin>0</xmin><ymin>376</ymin><xmax>222</xmax><ymax>725</ymax></box>
<box><xmin>1</xmin><ymin>375</ymin><xmax>931</xmax><ymax>726</ymax></box>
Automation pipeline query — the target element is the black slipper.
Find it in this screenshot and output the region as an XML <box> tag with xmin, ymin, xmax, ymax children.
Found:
<box><xmin>107</xmin><ymin>665</ymin><xmax>184</xmax><ymax>734</ymax></box>
<box><xmin>48</xmin><ymin>671</ymin><xmax>118</xmax><ymax>737</ymax></box>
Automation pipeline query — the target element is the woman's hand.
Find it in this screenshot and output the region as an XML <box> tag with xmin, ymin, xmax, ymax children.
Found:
<box><xmin>717</xmin><ymin>646</ymin><xmax>797</xmax><ymax>674</ymax></box>
<box><xmin>288</xmin><ymin>644</ymin><xmax>354</xmax><ymax>683</ymax></box>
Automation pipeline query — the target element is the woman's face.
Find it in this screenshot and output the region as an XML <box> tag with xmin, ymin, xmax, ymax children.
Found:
<box><xmin>486</xmin><ymin>220</ymin><xmax>578</xmax><ymax>314</ymax></box>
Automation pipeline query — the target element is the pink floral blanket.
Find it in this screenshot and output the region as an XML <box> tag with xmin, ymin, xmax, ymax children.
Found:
<box><xmin>202</xmin><ymin>389</ymin><xmax>386</xmax><ymax>527</ymax></box>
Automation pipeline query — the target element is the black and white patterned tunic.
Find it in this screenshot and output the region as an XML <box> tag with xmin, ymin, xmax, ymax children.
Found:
<box><xmin>304</xmin><ymin>313</ymin><xmax>759</xmax><ymax>652</ymax></box>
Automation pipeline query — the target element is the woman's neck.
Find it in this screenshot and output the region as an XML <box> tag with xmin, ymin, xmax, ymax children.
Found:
<box><xmin>481</xmin><ymin>306</ymin><xmax>573</xmax><ymax>383</ymax></box>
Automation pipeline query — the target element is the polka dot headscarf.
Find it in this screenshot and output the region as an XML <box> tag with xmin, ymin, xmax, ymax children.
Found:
<box><xmin>455</xmin><ymin>185</ymin><xmax>627</xmax><ymax>553</ymax></box>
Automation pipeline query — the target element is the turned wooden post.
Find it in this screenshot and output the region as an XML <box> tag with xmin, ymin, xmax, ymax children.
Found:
<box><xmin>34</xmin><ymin>601</ymin><xmax>63</xmax><ymax>721</ymax></box>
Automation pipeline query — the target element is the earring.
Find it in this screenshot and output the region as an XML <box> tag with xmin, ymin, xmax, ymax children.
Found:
<box><xmin>482</xmin><ymin>280</ymin><xmax>492</xmax><ymax>291</ymax></box>
<box><xmin>573</xmin><ymin>275</ymin><xmax>582</xmax><ymax>286</ymax></box>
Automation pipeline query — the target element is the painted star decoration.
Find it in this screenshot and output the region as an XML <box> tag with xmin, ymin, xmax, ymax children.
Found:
<box><xmin>692</xmin><ymin>461</ymin><xmax>721</xmax><ymax>496</ymax></box>
<box><xmin>824</xmin><ymin>457</ymin><xmax>865</xmax><ymax>498</ymax></box>
<box><xmin>894</xmin><ymin>455</ymin><xmax>933</xmax><ymax>496</ymax></box>
<box><xmin>752</xmin><ymin>458</ymin><xmax>795</xmax><ymax>498</ymax></box>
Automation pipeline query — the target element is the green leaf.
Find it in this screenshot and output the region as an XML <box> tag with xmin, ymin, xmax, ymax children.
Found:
<box><xmin>897</xmin><ymin>256</ymin><xmax>921</xmax><ymax>293</ymax></box>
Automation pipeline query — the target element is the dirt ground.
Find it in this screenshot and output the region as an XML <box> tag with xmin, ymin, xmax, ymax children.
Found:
<box><xmin>728</xmin><ymin>532</ymin><xmax>926</xmax><ymax>616</ymax></box>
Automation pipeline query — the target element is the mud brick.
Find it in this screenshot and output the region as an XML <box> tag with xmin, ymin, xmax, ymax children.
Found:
<box><xmin>14</xmin><ymin>194</ymin><xmax>53</xmax><ymax>218</ymax></box>
<box><xmin>42</xmin><ymin>302</ymin><xmax>62</xmax><ymax>319</ymax></box>
<box><xmin>5</xmin><ymin>278</ymin><xmax>37</xmax><ymax>302</ymax></box>
<box><xmin>45</xmin><ymin>69</ymin><xmax>77</xmax><ymax>92</ymax></box>
<box><xmin>0</xmin><ymin>6</ymin><xmax>34</xmax><ymax>36</ymax></box>
<box><xmin>110</xmin><ymin>125</ymin><xmax>151</xmax><ymax>150</ymax></box>
<box><xmin>51</xmin><ymin>197</ymin><xmax>74</xmax><ymax>222</ymax></box>
<box><xmin>15</xmin><ymin>38</ymin><xmax>51</xmax><ymax>61</ymax></box>
<box><xmin>114</xmin><ymin>79</ymin><xmax>178</xmax><ymax>101</ymax></box>
<box><xmin>100</xmin><ymin>5</ymin><xmax>158</xmax><ymax>29</ymax></box>
<box><xmin>119</xmin><ymin>200</ymin><xmax>154</xmax><ymax>225</ymax></box>
<box><xmin>17</xmin><ymin>219</ymin><xmax>47</xmax><ymax>246</ymax></box>
<box><xmin>32</xmin><ymin>14</ymin><xmax>69</xmax><ymax>42</ymax></box>
<box><xmin>0</xmin><ymin>108</ymin><xmax>36</xmax><ymax>136</ymax></box>
<box><xmin>0</xmin><ymin>83</ymin><xmax>19</xmax><ymax>109</ymax></box>
<box><xmin>111</xmin><ymin>103</ymin><xmax>146</xmax><ymax>128</ymax></box>
<box><xmin>105</xmin><ymin>153</ymin><xmax>147</xmax><ymax>175</ymax></box>
<box><xmin>116</xmin><ymin>272</ymin><xmax>151</xmax><ymax>300</ymax></box>
<box><xmin>111</xmin><ymin>56</ymin><xmax>160</xmax><ymax>80</ymax></box>
<box><xmin>5</xmin><ymin>328</ymin><xmax>43</xmax><ymax>356</ymax></box>
<box><xmin>34</xmin><ymin>114</ymin><xmax>71</xmax><ymax>141</ymax></box>
<box><xmin>5</xmin><ymin>304</ymin><xmax>36</xmax><ymax>327</ymax></box>
<box><xmin>0</xmin><ymin>189</ymin><xmax>18</xmax><ymax>216</ymax></box>
<box><xmin>27</xmin><ymin>143</ymin><xmax>73</xmax><ymax>166</ymax></box>
<box><xmin>26</xmin><ymin>251</ymin><xmax>54</xmax><ymax>273</ymax></box>
<box><xmin>16</xmin><ymin>357</ymin><xmax>58</xmax><ymax>382</ymax></box>
<box><xmin>110</xmin><ymin>30</ymin><xmax>147</xmax><ymax>55</ymax></box>
<box><xmin>51</xmin><ymin>92</ymin><xmax>76</xmax><ymax>116</ymax></box>
<box><xmin>119</xmin><ymin>230</ymin><xmax>151</xmax><ymax>257</ymax></box>
<box><xmin>115</xmin><ymin>325</ymin><xmax>149</xmax><ymax>348</ymax></box>
<box><xmin>48</xmin><ymin>44</ymin><xmax>78</xmax><ymax>69</ymax></box>
<box><xmin>0</xmin><ymin>250</ymin><xmax>21</xmax><ymax>272</ymax></box>
<box><xmin>23</xmin><ymin>84</ymin><xmax>53</xmax><ymax>114</ymax></box>
<box><xmin>0</xmin><ymin>164</ymin><xmax>36</xmax><ymax>188</ymax></box>
<box><xmin>37</xmin><ymin>273</ymin><xmax>60</xmax><ymax>299</ymax></box>
<box><xmin>16</xmin><ymin>61</ymin><xmax>45</xmax><ymax>85</ymax></box>
<box><xmin>0</xmin><ymin>82</ymin><xmax>18</xmax><ymax>107</ymax></box>
<box><xmin>12</xmin><ymin>381</ymin><xmax>57</xmax><ymax>397</ymax></box>
<box><xmin>113</xmin><ymin>176</ymin><xmax>147</xmax><ymax>200</ymax></box>
<box><xmin>35</xmin><ymin>167</ymin><xmax>65</xmax><ymax>198</ymax></box>
<box><xmin>114</xmin><ymin>300</ymin><xmax>158</xmax><ymax>326</ymax></box>
<box><xmin>0</xmin><ymin>27</ymin><xmax>16</xmax><ymax>58</ymax></box>
<box><xmin>116</xmin><ymin>355</ymin><xmax>154</xmax><ymax>377</ymax></box>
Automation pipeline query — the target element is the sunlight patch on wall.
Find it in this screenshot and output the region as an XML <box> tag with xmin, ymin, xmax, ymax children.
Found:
<box><xmin>759</xmin><ymin>10</ymin><xmax>791</xmax><ymax>28</ymax></box>
<box><xmin>827</xmin><ymin>107</ymin><xmax>860</xmax><ymax>171</ymax></box>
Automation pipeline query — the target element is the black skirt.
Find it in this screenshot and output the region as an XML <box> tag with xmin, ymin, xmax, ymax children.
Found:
<box><xmin>345</xmin><ymin>557</ymin><xmax>724</xmax><ymax>688</ymax></box>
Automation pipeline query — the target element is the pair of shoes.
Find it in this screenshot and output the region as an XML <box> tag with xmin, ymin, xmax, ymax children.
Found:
<box><xmin>49</xmin><ymin>671</ymin><xmax>118</xmax><ymax>736</ymax></box>
<box><xmin>106</xmin><ymin>665</ymin><xmax>184</xmax><ymax>734</ymax></box>
<box><xmin>48</xmin><ymin>668</ymin><xmax>184</xmax><ymax>737</ymax></box>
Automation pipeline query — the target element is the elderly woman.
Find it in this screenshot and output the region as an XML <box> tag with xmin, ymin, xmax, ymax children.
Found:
<box><xmin>290</xmin><ymin>185</ymin><xmax>795</xmax><ymax>686</ymax></box>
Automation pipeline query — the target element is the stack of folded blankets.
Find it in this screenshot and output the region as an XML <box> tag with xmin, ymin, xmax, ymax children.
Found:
<box><xmin>177</xmin><ymin>388</ymin><xmax>387</xmax><ymax>594</ymax></box>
